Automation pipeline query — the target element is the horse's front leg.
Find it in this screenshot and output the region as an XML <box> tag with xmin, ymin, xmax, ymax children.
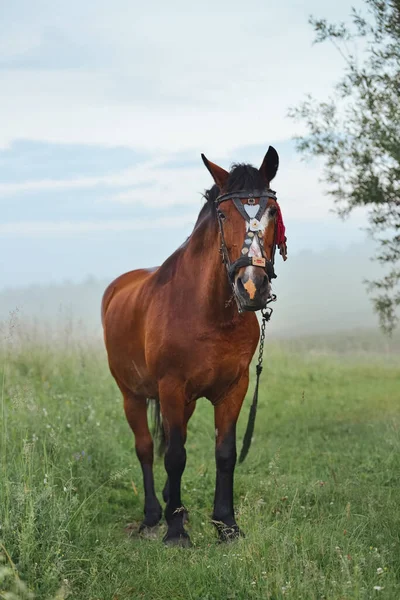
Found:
<box><xmin>159</xmin><ymin>378</ymin><xmax>191</xmax><ymax>547</ymax></box>
<box><xmin>212</xmin><ymin>374</ymin><xmax>249</xmax><ymax>542</ymax></box>
<box><xmin>162</xmin><ymin>401</ymin><xmax>196</xmax><ymax>526</ymax></box>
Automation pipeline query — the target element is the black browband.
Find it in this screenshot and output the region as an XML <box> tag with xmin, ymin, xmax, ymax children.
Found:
<box><xmin>215</xmin><ymin>188</ymin><xmax>277</xmax><ymax>206</ymax></box>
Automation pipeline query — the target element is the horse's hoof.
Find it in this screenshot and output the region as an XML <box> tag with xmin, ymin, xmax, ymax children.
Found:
<box><xmin>163</xmin><ymin>531</ymin><xmax>192</xmax><ymax>548</ymax></box>
<box><xmin>139</xmin><ymin>523</ymin><xmax>160</xmax><ymax>540</ymax></box>
<box><xmin>215</xmin><ymin>523</ymin><xmax>245</xmax><ymax>543</ymax></box>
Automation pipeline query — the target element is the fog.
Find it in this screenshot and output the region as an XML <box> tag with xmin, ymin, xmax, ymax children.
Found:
<box><xmin>0</xmin><ymin>239</ymin><xmax>386</xmax><ymax>339</ymax></box>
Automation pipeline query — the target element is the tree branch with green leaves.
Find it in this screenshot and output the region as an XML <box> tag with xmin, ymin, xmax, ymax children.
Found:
<box><xmin>289</xmin><ymin>0</ymin><xmax>400</xmax><ymax>333</ymax></box>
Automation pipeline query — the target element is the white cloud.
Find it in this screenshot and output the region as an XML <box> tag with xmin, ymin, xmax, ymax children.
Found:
<box><xmin>0</xmin><ymin>215</ymin><xmax>198</xmax><ymax>236</ymax></box>
<box><xmin>0</xmin><ymin>0</ymin><xmax>365</xmax><ymax>153</ymax></box>
<box><xmin>0</xmin><ymin>147</ymin><xmax>368</xmax><ymax>224</ymax></box>
<box><xmin>0</xmin><ymin>29</ymin><xmax>41</xmax><ymax>61</ymax></box>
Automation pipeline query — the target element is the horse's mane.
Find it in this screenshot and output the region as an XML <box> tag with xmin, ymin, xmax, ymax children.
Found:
<box><xmin>155</xmin><ymin>163</ymin><xmax>264</xmax><ymax>283</ymax></box>
<box><xmin>202</xmin><ymin>162</ymin><xmax>265</xmax><ymax>220</ymax></box>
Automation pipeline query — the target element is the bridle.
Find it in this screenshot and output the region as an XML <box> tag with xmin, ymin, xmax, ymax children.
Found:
<box><xmin>215</xmin><ymin>187</ymin><xmax>285</xmax><ymax>313</ymax></box>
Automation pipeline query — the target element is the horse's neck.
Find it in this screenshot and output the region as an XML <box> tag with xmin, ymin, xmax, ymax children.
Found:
<box><xmin>181</xmin><ymin>214</ymin><xmax>239</xmax><ymax>325</ymax></box>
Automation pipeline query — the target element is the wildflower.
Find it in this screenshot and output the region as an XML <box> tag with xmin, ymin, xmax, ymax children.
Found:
<box><xmin>43</xmin><ymin>407</ymin><xmax>48</xmax><ymax>416</ymax></box>
<box><xmin>373</xmin><ymin>586</ymin><xmax>384</xmax><ymax>591</ymax></box>
<box><xmin>377</xmin><ymin>567</ymin><xmax>384</xmax><ymax>575</ymax></box>
<box><xmin>32</xmin><ymin>434</ymin><xmax>38</xmax><ymax>442</ymax></box>
<box><xmin>251</xmin><ymin>581</ymin><xmax>256</xmax><ymax>586</ymax></box>
<box><xmin>66</xmin><ymin>423</ymin><xmax>71</xmax><ymax>428</ymax></box>
<box><xmin>63</xmin><ymin>487</ymin><xmax>67</xmax><ymax>492</ymax></box>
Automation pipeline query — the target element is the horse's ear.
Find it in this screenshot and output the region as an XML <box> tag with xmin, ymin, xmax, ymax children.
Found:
<box><xmin>259</xmin><ymin>146</ymin><xmax>279</xmax><ymax>183</ymax></box>
<box><xmin>201</xmin><ymin>154</ymin><xmax>229</xmax><ymax>189</ymax></box>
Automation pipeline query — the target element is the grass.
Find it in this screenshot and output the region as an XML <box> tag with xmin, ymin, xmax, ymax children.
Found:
<box><xmin>1</xmin><ymin>322</ymin><xmax>400</xmax><ymax>599</ymax></box>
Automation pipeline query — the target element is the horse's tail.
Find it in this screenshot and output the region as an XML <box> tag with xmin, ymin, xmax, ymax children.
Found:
<box><xmin>238</xmin><ymin>365</ymin><xmax>262</xmax><ymax>463</ymax></box>
<box><xmin>148</xmin><ymin>398</ymin><xmax>166</xmax><ymax>457</ymax></box>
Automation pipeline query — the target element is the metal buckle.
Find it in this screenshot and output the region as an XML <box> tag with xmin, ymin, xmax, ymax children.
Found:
<box><xmin>247</xmin><ymin>197</ymin><xmax>256</xmax><ymax>205</ymax></box>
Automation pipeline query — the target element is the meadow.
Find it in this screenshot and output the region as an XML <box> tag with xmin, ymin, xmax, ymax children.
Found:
<box><xmin>1</xmin><ymin>319</ymin><xmax>400</xmax><ymax>599</ymax></box>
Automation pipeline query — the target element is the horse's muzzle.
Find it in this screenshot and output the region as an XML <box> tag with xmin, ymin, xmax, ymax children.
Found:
<box><xmin>235</xmin><ymin>267</ymin><xmax>271</xmax><ymax>312</ymax></box>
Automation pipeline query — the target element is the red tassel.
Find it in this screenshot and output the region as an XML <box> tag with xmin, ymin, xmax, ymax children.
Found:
<box><xmin>275</xmin><ymin>202</ymin><xmax>285</xmax><ymax>245</ymax></box>
<box><xmin>275</xmin><ymin>202</ymin><xmax>287</xmax><ymax>261</ymax></box>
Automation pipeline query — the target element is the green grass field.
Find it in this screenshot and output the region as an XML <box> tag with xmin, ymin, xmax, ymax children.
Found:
<box><xmin>1</xmin><ymin>324</ymin><xmax>400</xmax><ymax>599</ymax></box>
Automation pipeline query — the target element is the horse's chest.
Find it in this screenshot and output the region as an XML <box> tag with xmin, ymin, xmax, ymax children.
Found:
<box><xmin>147</xmin><ymin>317</ymin><xmax>259</xmax><ymax>400</ymax></box>
<box><xmin>182</xmin><ymin>332</ymin><xmax>257</xmax><ymax>396</ymax></box>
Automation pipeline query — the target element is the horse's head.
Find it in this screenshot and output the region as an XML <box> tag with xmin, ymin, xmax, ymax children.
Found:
<box><xmin>202</xmin><ymin>147</ymin><xmax>286</xmax><ymax>312</ymax></box>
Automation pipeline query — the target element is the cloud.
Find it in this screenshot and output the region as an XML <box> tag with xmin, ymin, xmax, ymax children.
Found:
<box><xmin>0</xmin><ymin>140</ymin><xmax>144</xmax><ymax>182</ymax></box>
<box><xmin>0</xmin><ymin>215</ymin><xmax>198</xmax><ymax>236</ymax></box>
<box><xmin>0</xmin><ymin>0</ymin><xmax>365</xmax><ymax>153</ymax></box>
<box><xmin>0</xmin><ymin>142</ymin><xmax>366</xmax><ymax>223</ymax></box>
<box><xmin>0</xmin><ymin>0</ymin><xmax>369</xmax><ymax>289</ymax></box>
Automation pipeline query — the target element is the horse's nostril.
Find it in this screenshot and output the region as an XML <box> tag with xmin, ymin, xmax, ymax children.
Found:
<box><xmin>237</xmin><ymin>277</ymin><xmax>246</xmax><ymax>295</ymax></box>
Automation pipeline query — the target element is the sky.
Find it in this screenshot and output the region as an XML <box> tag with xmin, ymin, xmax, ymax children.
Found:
<box><xmin>1</xmin><ymin>0</ymin><xmax>368</xmax><ymax>287</ymax></box>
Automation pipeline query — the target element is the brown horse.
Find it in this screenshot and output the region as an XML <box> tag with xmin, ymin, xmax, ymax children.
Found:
<box><xmin>101</xmin><ymin>147</ymin><xmax>287</xmax><ymax>546</ymax></box>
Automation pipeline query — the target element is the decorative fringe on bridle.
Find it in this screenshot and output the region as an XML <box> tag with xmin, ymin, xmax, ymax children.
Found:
<box><xmin>276</xmin><ymin>202</ymin><xmax>286</xmax><ymax>246</ymax></box>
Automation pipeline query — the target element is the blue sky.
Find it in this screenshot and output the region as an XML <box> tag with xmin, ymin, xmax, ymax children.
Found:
<box><xmin>1</xmin><ymin>0</ymin><xmax>368</xmax><ymax>287</ymax></box>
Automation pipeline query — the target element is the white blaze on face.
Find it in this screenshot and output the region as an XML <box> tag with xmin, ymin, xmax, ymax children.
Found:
<box><xmin>242</xmin><ymin>212</ymin><xmax>272</xmax><ymax>283</ymax></box>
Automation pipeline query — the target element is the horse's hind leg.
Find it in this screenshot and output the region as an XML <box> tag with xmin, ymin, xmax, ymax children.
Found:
<box><xmin>119</xmin><ymin>383</ymin><xmax>162</xmax><ymax>532</ymax></box>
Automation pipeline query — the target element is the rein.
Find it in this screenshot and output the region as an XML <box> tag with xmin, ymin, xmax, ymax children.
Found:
<box><xmin>214</xmin><ymin>187</ymin><xmax>287</xmax><ymax>462</ymax></box>
<box><xmin>239</xmin><ymin>298</ymin><xmax>275</xmax><ymax>463</ymax></box>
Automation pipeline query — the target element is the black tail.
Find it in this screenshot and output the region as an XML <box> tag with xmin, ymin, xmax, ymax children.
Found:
<box><xmin>239</xmin><ymin>365</ymin><xmax>262</xmax><ymax>463</ymax></box>
<box><xmin>148</xmin><ymin>398</ymin><xmax>166</xmax><ymax>457</ymax></box>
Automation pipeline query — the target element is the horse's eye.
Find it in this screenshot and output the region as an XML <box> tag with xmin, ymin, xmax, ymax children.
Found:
<box><xmin>269</xmin><ymin>206</ymin><xmax>277</xmax><ymax>218</ymax></box>
<box><xmin>218</xmin><ymin>211</ymin><xmax>227</xmax><ymax>222</ymax></box>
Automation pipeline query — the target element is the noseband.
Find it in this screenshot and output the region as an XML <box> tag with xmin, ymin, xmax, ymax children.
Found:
<box><xmin>215</xmin><ymin>188</ymin><xmax>281</xmax><ymax>312</ymax></box>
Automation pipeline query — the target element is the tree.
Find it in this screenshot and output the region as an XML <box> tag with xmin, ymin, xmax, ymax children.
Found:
<box><xmin>289</xmin><ymin>0</ymin><xmax>400</xmax><ymax>333</ymax></box>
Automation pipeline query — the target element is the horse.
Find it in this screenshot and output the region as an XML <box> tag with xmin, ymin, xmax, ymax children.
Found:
<box><xmin>101</xmin><ymin>146</ymin><xmax>287</xmax><ymax>547</ymax></box>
